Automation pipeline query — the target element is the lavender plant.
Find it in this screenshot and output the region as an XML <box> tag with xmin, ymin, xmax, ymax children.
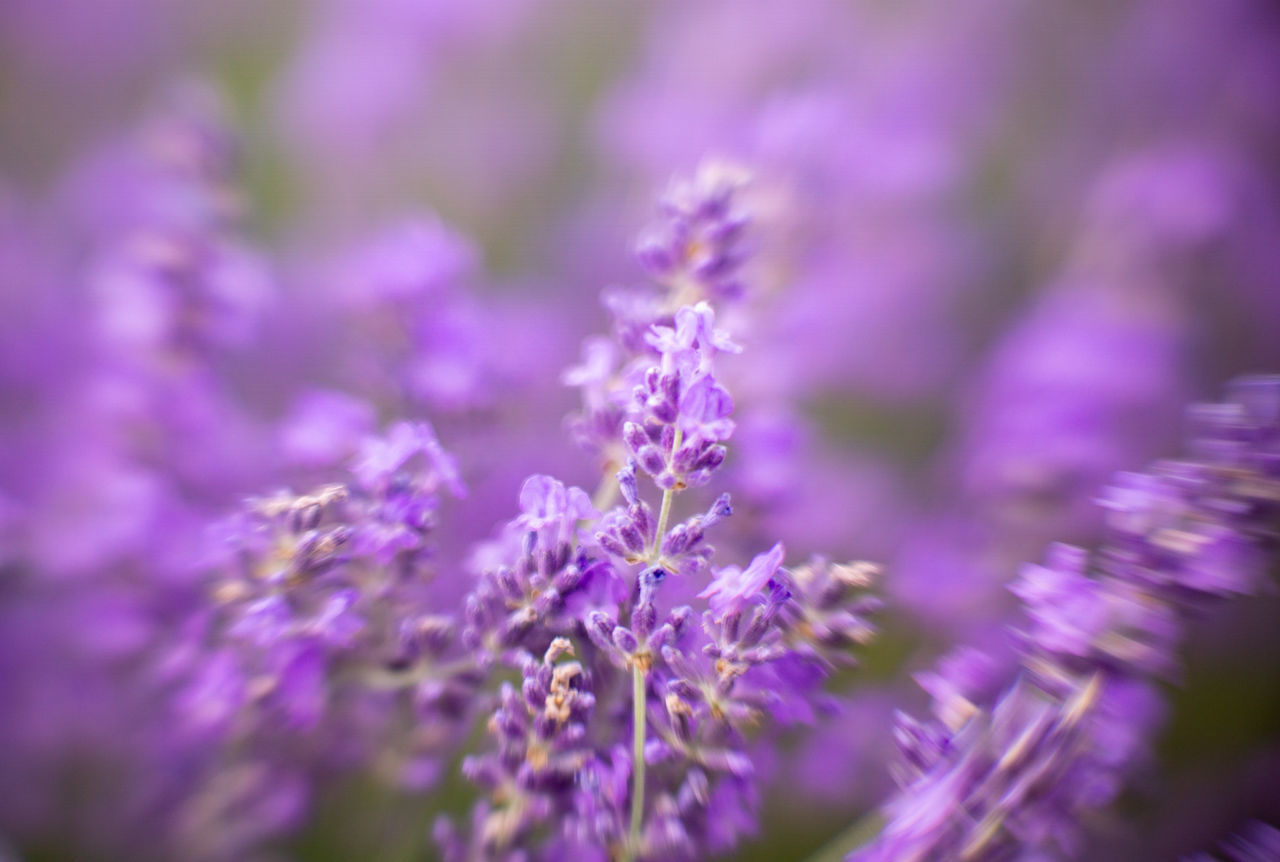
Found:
<box><xmin>3</xmin><ymin>4</ymin><xmax>1280</xmax><ymax>860</ymax></box>
<box><xmin>843</xmin><ymin>377</ymin><xmax>1280</xmax><ymax>861</ymax></box>
<box><xmin>180</xmin><ymin>164</ymin><xmax>880</xmax><ymax>862</ymax></box>
<box><xmin>159</xmin><ymin>421</ymin><xmax>475</xmax><ymax>859</ymax></box>
<box><xmin>437</xmin><ymin>163</ymin><xmax>881</xmax><ymax>862</ymax></box>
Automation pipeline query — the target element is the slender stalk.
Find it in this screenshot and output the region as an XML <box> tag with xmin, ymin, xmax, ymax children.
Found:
<box><xmin>625</xmin><ymin>663</ymin><xmax>648</xmax><ymax>861</ymax></box>
<box><xmin>627</xmin><ymin>426</ymin><xmax>681</xmax><ymax>860</ymax></box>
<box><xmin>647</xmin><ymin>427</ymin><xmax>682</xmax><ymax>561</ymax></box>
<box><xmin>649</xmin><ymin>487</ymin><xmax>673</xmax><ymax>561</ymax></box>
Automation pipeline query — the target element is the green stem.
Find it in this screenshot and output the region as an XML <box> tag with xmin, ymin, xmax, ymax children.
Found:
<box><xmin>626</xmin><ymin>663</ymin><xmax>648</xmax><ymax>860</ymax></box>
<box><xmin>647</xmin><ymin>427</ymin><xmax>682</xmax><ymax>561</ymax></box>
<box><xmin>626</xmin><ymin>426</ymin><xmax>682</xmax><ymax>860</ymax></box>
<box><xmin>649</xmin><ymin>487</ymin><xmax>673</xmax><ymax>561</ymax></box>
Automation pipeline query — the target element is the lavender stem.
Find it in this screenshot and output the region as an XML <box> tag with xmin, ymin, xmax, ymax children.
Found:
<box><xmin>626</xmin><ymin>662</ymin><xmax>648</xmax><ymax>861</ymax></box>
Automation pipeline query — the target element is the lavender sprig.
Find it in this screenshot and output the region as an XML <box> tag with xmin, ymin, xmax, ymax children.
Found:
<box><xmin>438</xmin><ymin>638</ymin><xmax>594</xmax><ymax>861</ymax></box>
<box><xmin>444</xmin><ymin>163</ymin><xmax>881</xmax><ymax>862</ymax></box>
<box><xmin>844</xmin><ymin>377</ymin><xmax>1280</xmax><ymax>861</ymax></box>
<box><xmin>168</xmin><ymin>420</ymin><xmax>474</xmax><ymax>858</ymax></box>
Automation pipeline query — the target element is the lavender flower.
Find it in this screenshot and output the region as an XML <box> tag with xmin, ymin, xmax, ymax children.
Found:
<box><xmin>439</xmin><ymin>164</ymin><xmax>881</xmax><ymax>862</ymax></box>
<box><xmin>327</xmin><ymin>216</ymin><xmax>490</xmax><ymax>413</ymax></box>
<box><xmin>698</xmin><ymin>542</ymin><xmax>785</xmax><ymax>613</ymax></box>
<box><xmin>517</xmin><ymin>474</ymin><xmax>599</xmax><ymax>551</ymax></box>
<box><xmin>6</xmin><ymin>7</ymin><xmax>1280</xmax><ymax>857</ymax></box>
<box><xmin>850</xmin><ymin>377</ymin><xmax>1280</xmax><ymax>861</ymax></box>
<box><xmin>565</xmin><ymin>160</ymin><xmax>751</xmax><ymax>480</ymax></box>
<box><xmin>624</xmin><ymin>301</ymin><xmax>738</xmax><ymax>491</ymax></box>
<box><xmin>278</xmin><ymin>388</ymin><xmax>376</xmax><ymax>471</ymax></box>
<box><xmin>858</xmin><ymin>674</ymin><xmax>1103</xmax><ymax>862</ymax></box>
<box><xmin>440</xmin><ymin>638</ymin><xmax>595</xmax><ymax>861</ymax></box>
<box><xmin>168</xmin><ymin>420</ymin><xmax>476</xmax><ymax>858</ymax></box>
<box><xmin>636</xmin><ymin>161</ymin><xmax>752</xmax><ymax>304</ymax></box>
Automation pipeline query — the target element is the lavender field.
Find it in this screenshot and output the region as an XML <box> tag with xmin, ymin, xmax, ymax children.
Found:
<box><xmin>1</xmin><ymin>2</ymin><xmax>1279</xmax><ymax>860</ymax></box>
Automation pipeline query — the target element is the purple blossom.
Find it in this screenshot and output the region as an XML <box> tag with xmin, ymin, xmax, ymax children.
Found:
<box><xmin>516</xmin><ymin>475</ymin><xmax>599</xmax><ymax>551</ymax></box>
<box><xmin>851</xmin><ymin>377</ymin><xmax>1280</xmax><ymax>861</ymax></box>
<box><xmin>353</xmin><ymin>420</ymin><xmax>466</xmax><ymax>499</ymax></box>
<box><xmin>333</xmin><ymin>217</ymin><xmax>477</xmax><ymax>306</ymax></box>
<box><xmin>646</xmin><ymin>301</ymin><xmax>741</xmax><ymax>377</ymax></box>
<box><xmin>438</xmin><ymin>164</ymin><xmax>882</xmax><ymax>862</ymax></box>
<box><xmin>442</xmin><ymin>638</ymin><xmax>594</xmax><ymax>860</ymax></box>
<box><xmin>636</xmin><ymin>161</ymin><xmax>752</xmax><ymax>302</ymax></box>
<box><xmin>278</xmin><ymin>389</ymin><xmax>376</xmax><ymax>470</ymax></box>
<box><xmin>675</xmin><ymin>374</ymin><xmax>736</xmax><ymax>442</ymax></box>
<box><xmin>156</xmin><ymin>420</ymin><xmax>480</xmax><ymax>856</ymax></box>
<box><xmin>4</xmin><ymin>10</ymin><xmax>1280</xmax><ymax>857</ymax></box>
<box><xmin>698</xmin><ymin>542</ymin><xmax>786</xmax><ymax>614</ymax></box>
<box><xmin>855</xmin><ymin>675</ymin><xmax>1103</xmax><ymax>862</ymax></box>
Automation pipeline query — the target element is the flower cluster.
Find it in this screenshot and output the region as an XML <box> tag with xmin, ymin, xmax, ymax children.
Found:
<box><xmin>635</xmin><ymin>162</ymin><xmax>752</xmax><ymax>305</ymax></box>
<box><xmin>163</xmin><ymin>421</ymin><xmax>476</xmax><ymax>859</ymax></box>
<box><xmin>4</xmin><ymin>7</ymin><xmax>1280</xmax><ymax>854</ymax></box>
<box><xmin>437</xmin><ymin>638</ymin><xmax>595</xmax><ymax>859</ymax></box>
<box><xmin>850</xmin><ymin>377</ymin><xmax>1280</xmax><ymax>861</ymax></box>
<box><xmin>436</xmin><ymin>165</ymin><xmax>881</xmax><ymax>861</ymax></box>
<box><xmin>565</xmin><ymin>162</ymin><xmax>750</xmax><ymax>479</ymax></box>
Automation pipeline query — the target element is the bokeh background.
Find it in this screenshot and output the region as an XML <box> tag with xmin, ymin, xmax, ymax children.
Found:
<box><xmin>1</xmin><ymin>1</ymin><xmax>1279</xmax><ymax>859</ymax></box>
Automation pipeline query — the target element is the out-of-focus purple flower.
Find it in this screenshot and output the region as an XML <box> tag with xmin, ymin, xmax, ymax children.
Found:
<box><xmin>160</xmin><ymin>419</ymin><xmax>481</xmax><ymax>859</ymax></box>
<box><xmin>855</xmin><ymin>674</ymin><xmax>1103</xmax><ymax>862</ymax></box>
<box><xmin>278</xmin><ymin>389</ymin><xmax>377</xmax><ymax>470</ymax></box>
<box><xmin>269</xmin><ymin>0</ymin><xmax>542</xmax><ymax>227</ymax></box>
<box><xmin>698</xmin><ymin>543</ymin><xmax>785</xmax><ymax>614</ymax></box>
<box><xmin>852</xmin><ymin>377</ymin><xmax>1280</xmax><ymax>861</ymax></box>
<box><xmin>1012</xmin><ymin>543</ymin><xmax>1182</xmax><ymax>681</ymax></box>
<box><xmin>957</xmin><ymin>285</ymin><xmax>1188</xmax><ymax>547</ymax></box>
<box><xmin>353</xmin><ymin>420</ymin><xmax>465</xmax><ymax>499</ymax></box>
<box><xmin>637</xmin><ymin>161</ymin><xmax>752</xmax><ymax>304</ymax></box>
<box><xmin>327</xmin><ymin>216</ymin><xmax>490</xmax><ymax>413</ymax></box>
<box><xmin>517</xmin><ymin>475</ymin><xmax>599</xmax><ymax>551</ymax></box>
<box><xmin>334</xmin><ymin>217</ymin><xmax>477</xmax><ymax>307</ymax></box>
<box><xmin>563</xmin><ymin>337</ymin><xmax>623</xmax><ymax>404</ymax></box>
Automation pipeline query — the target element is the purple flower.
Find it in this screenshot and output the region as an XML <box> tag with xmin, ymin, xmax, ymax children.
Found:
<box><xmin>635</xmin><ymin>161</ymin><xmax>752</xmax><ymax>302</ymax></box>
<box><xmin>443</xmin><ymin>638</ymin><xmax>595</xmax><ymax>859</ymax></box>
<box><xmin>444</xmin><ymin>164</ymin><xmax>882</xmax><ymax>862</ymax></box>
<box><xmin>334</xmin><ymin>217</ymin><xmax>476</xmax><ymax>307</ymax></box>
<box><xmin>854</xmin><ymin>675</ymin><xmax>1103</xmax><ymax>862</ymax></box>
<box><xmin>1012</xmin><ymin>543</ymin><xmax>1182</xmax><ymax>681</ymax></box>
<box><xmin>353</xmin><ymin>420</ymin><xmax>465</xmax><ymax>499</ymax></box>
<box><xmin>852</xmin><ymin>377</ymin><xmax>1280</xmax><ymax>861</ymax></box>
<box><xmin>675</xmin><ymin>374</ymin><xmax>736</xmax><ymax>442</ymax></box>
<box><xmin>278</xmin><ymin>389</ymin><xmax>376</xmax><ymax>470</ymax></box>
<box><xmin>563</xmin><ymin>336</ymin><xmax>621</xmax><ymax>396</ymax></box>
<box><xmin>699</xmin><ymin>542</ymin><xmax>785</xmax><ymax>613</ymax></box>
<box><xmin>7</xmin><ymin>5</ymin><xmax>1280</xmax><ymax>861</ymax></box>
<box><xmin>646</xmin><ymin>302</ymin><xmax>741</xmax><ymax>377</ymax></box>
<box><xmin>517</xmin><ymin>475</ymin><xmax>598</xmax><ymax>550</ymax></box>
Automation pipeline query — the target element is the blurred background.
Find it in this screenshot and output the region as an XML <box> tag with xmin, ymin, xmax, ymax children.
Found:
<box><xmin>1</xmin><ymin>1</ymin><xmax>1279</xmax><ymax>859</ymax></box>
